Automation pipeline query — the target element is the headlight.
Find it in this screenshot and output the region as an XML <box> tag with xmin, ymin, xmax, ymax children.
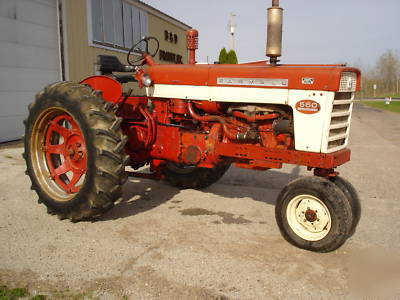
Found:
<box><xmin>141</xmin><ymin>74</ymin><xmax>152</xmax><ymax>87</ymax></box>
<box><xmin>339</xmin><ymin>72</ymin><xmax>357</xmax><ymax>92</ymax></box>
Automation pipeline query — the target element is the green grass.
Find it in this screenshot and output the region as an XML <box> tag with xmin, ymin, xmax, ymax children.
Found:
<box><xmin>0</xmin><ymin>284</ymin><xmax>101</xmax><ymax>300</ymax></box>
<box><xmin>0</xmin><ymin>286</ymin><xmax>48</xmax><ymax>300</ymax></box>
<box><xmin>0</xmin><ymin>286</ymin><xmax>28</xmax><ymax>300</ymax></box>
<box><xmin>361</xmin><ymin>101</ymin><xmax>400</xmax><ymax>113</ymax></box>
<box><xmin>0</xmin><ymin>285</ymin><xmax>98</xmax><ymax>300</ymax></box>
<box><xmin>30</xmin><ymin>296</ymin><xmax>46</xmax><ymax>300</ymax></box>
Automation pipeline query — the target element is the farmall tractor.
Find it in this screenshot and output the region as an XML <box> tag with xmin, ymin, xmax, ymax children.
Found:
<box><xmin>24</xmin><ymin>0</ymin><xmax>361</xmax><ymax>252</ymax></box>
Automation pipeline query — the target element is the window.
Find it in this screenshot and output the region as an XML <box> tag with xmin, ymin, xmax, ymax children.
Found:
<box><xmin>90</xmin><ymin>0</ymin><xmax>148</xmax><ymax>50</ymax></box>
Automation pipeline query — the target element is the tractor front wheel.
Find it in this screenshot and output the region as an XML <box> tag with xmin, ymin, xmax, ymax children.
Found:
<box><xmin>23</xmin><ymin>82</ymin><xmax>129</xmax><ymax>221</ymax></box>
<box><xmin>329</xmin><ymin>176</ymin><xmax>361</xmax><ymax>238</ymax></box>
<box><xmin>275</xmin><ymin>176</ymin><xmax>353</xmax><ymax>252</ymax></box>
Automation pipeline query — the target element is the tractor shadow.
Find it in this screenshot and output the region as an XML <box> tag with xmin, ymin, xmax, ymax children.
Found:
<box><xmin>99</xmin><ymin>176</ymin><xmax>181</xmax><ymax>221</ymax></box>
<box><xmin>100</xmin><ymin>165</ymin><xmax>302</xmax><ymax>221</ymax></box>
<box><xmin>207</xmin><ymin>165</ymin><xmax>302</xmax><ymax>205</ymax></box>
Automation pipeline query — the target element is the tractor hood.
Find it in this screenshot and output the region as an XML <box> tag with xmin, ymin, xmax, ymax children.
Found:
<box><xmin>146</xmin><ymin>63</ymin><xmax>361</xmax><ymax>92</ymax></box>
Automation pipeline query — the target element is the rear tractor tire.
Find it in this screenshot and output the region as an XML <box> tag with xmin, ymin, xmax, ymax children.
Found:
<box><xmin>23</xmin><ymin>82</ymin><xmax>129</xmax><ymax>221</ymax></box>
<box><xmin>162</xmin><ymin>163</ymin><xmax>231</xmax><ymax>189</ymax></box>
<box><xmin>275</xmin><ymin>176</ymin><xmax>353</xmax><ymax>252</ymax></box>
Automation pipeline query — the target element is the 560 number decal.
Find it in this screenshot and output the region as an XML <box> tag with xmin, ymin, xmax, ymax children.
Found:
<box><xmin>295</xmin><ymin>100</ymin><xmax>321</xmax><ymax>114</ymax></box>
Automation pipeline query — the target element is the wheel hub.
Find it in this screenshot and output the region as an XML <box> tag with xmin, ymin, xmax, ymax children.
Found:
<box><xmin>39</xmin><ymin>112</ymin><xmax>87</xmax><ymax>195</ymax></box>
<box><xmin>305</xmin><ymin>209</ymin><xmax>318</xmax><ymax>222</ymax></box>
<box><xmin>287</xmin><ymin>194</ymin><xmax>332</xmax><ymax>241</ymax></box>
<box><xmin>66</xmin><ymin>135</ymin><xmax>85</xmax><ymax>164</ymax></box>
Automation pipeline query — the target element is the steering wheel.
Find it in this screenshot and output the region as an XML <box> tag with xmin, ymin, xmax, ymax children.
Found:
<box><xmin>127</xmin><ymin>36</ymin><xmax>160</xmax><ymax>66</ymax></box>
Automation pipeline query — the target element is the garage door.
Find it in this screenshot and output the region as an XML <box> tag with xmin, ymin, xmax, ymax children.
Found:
<box><xmin>0</xmin><ymin>0</ymin><xmax>61</xmax><ymax>142</ymax></box>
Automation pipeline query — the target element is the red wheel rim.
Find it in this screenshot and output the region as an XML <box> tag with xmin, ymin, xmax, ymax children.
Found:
<box><xmin>43</xmin><ymin>113</ymin><xmax>87</xmax><ymax>194</ymax></box>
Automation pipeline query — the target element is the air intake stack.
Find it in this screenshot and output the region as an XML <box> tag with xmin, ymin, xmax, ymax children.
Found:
<box><xmin>186</xmin><ymin>29</ymin><xmax>199</xmax><ymax>65</ymax></box>
<box><xmin>266</xmin><ymin>0</ymin><xmax>283</xmax><ymax>65</ymax></box>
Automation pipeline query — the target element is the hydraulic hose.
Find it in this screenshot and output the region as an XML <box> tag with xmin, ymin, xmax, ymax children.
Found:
<box><xmin>232</xmin><ymin>111</ymin><xmax>280</xmax><ymax>122</ymax></box>
<box><xmin>139</xmin><ymin>106</ymin><xmax>156</xmax><ymax>148</ymax></box>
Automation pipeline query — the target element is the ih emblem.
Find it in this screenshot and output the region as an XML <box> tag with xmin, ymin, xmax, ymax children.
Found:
<box><xmin>302</xmin><ymin>77</ymin><xmax>314</xmax><ymax>85</ymax></box>
<box><xmin>295</xmin><ymin>100</ymin><xmax>320</xmax><ymax>114</ymax></box>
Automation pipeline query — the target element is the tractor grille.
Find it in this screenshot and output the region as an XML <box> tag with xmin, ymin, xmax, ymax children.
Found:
<box><xmin>326</xmin><ymin>92</ymin><xmax>354</xmax><ymax>152</ymax></box>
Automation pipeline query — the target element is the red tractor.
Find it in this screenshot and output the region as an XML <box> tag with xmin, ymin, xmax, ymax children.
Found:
<box><xmin>24</xmin><ymin>0</ymin><xmax>361</xmax><ymax>252</ymax></box>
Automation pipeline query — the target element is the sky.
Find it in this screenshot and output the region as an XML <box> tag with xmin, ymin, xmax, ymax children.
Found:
<box><xmin>142</xmin><ymin>0</ymin><xmax>400</xmax><ymax>68</ymax></box>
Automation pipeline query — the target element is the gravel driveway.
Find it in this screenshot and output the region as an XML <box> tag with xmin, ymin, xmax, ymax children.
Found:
<box><xmin>1</xmin><ymin>103</ymin><xmax>399</xmax><ymax>299</ymax></box>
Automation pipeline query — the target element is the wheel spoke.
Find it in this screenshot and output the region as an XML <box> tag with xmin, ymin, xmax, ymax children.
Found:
<box><xmin>54</xmin><ymin>162</ymin><xmax>72</xmax><ymax>176</ymax></box>
<box><xmin>68</xmin><ymin>170</ymin><xmax>84</xmax><ymax>190</ymax></box>
<box><xmin>44</xmin><ymin>144</ymin><xmax>65</xmax><ymax>155</ymax></box>
<box><xmin>50</xmin><ymin>121</ymin><xmax>73</xmax><ymax>139</ymax></box>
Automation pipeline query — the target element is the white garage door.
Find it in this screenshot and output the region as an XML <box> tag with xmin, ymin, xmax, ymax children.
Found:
<box><xmin>0</xmin><ymin>0</ymin><xmax>61</xmax><ymax>142</ymax></box>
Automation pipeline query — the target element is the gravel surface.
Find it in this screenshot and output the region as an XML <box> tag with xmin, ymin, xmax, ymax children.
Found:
<box><xmin>1</xmin><ymin>103</ymin><xmax>399</xmax><ymax>299</ymax></box>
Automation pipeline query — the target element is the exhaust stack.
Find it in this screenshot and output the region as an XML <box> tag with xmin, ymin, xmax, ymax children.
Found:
<box><xmin>266</xmin><ymin>0</ymin><xmax>283</xmax><ymax>65</ymax></box>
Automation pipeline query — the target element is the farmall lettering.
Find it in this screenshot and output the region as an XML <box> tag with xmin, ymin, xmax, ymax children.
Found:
<box><xmin>23</xmin><ymin>0</ymin><xmax>361</xmax><ymax>253</ymax></box>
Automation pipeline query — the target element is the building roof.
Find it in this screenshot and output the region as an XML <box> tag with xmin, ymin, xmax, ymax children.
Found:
<box><xmin>132</xmin><ymin>0</ymin><xmax>192</xmax><ymax>30</ymax></box>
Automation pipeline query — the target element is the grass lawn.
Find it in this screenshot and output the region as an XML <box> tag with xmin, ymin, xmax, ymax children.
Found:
<box><xmin>361</xmin><ymin>101</ymin><xmax>400</xmax><ymax>113</ymax></box>
<box><xmin>0</xmin><ymin>286</ymin><xmax>30</xmax><ymax>300</ymax></box>
<box><xmin>0</xmin><ymin>284</ymin><xmax>112</xmax><ymax>299</ymax></box>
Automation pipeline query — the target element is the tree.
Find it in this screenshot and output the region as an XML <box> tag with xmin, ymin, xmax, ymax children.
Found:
<box><xmin>358</xmin><ymin>49</ymin><xmax>400</xmax><ymax>97</ymax></box>
<box><xmin>218</xmin><ymin>48</ymin><xmax>238</xmax><ymax>64</ymax></box>
<box><xmin>218</xmin><ymin>48</ymin><xmax>228</xmax><ymax>64</ymax></box>
<box><xmin>376</xmin><ymin>49</ymin><xmax>399</xmax><ymax>93</ymax></box>
<box><xmin>227</xmin><ymin>49</ymin><xmax>238</xmax><ymax>64</ymax></box>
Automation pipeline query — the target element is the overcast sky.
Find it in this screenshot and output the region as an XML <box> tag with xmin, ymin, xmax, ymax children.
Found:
<box><xmin>142</xmin><ymin>0</ymin><xmax>400</xmax><ymax>68</ymax></box>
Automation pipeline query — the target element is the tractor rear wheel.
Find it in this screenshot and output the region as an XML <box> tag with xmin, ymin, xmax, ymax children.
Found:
<box><xmin>162</xmin><ymin>163</ymin><xmax>230</xmax><ymax>189</ymax></box>
<box><xmin>23</xmin><ymin>82</ymin><xmax>129</xmax><ymax>221</ymax></box>
<box><xmin>275</xmin><ymin>176</ymin><xmax>353</xmax><ymax>252</ymax></box>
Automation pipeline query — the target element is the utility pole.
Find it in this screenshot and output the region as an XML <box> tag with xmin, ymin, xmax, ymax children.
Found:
<box><xmin>228</xmin><ymin>13</ymin><xmax>237</xmax><ymax>51</ymax></box>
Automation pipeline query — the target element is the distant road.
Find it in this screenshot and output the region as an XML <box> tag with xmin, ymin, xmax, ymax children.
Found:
<box><xmin>356</xmin><ymin>98</ymin><xmax>400</xmax><ymax>101</ymax></box>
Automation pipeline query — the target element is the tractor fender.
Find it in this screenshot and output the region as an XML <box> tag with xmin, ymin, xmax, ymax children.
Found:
<box><xmin>80</xmin><ymin>76</ymin><xmax>123</xmax><ymax>104</ymax></box>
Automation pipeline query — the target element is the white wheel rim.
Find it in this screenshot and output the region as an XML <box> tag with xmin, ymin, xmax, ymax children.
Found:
<box><xmin>286</xmin><ymin>194</ymin><xmax>331</xmax><ymax>241</ymax></box>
